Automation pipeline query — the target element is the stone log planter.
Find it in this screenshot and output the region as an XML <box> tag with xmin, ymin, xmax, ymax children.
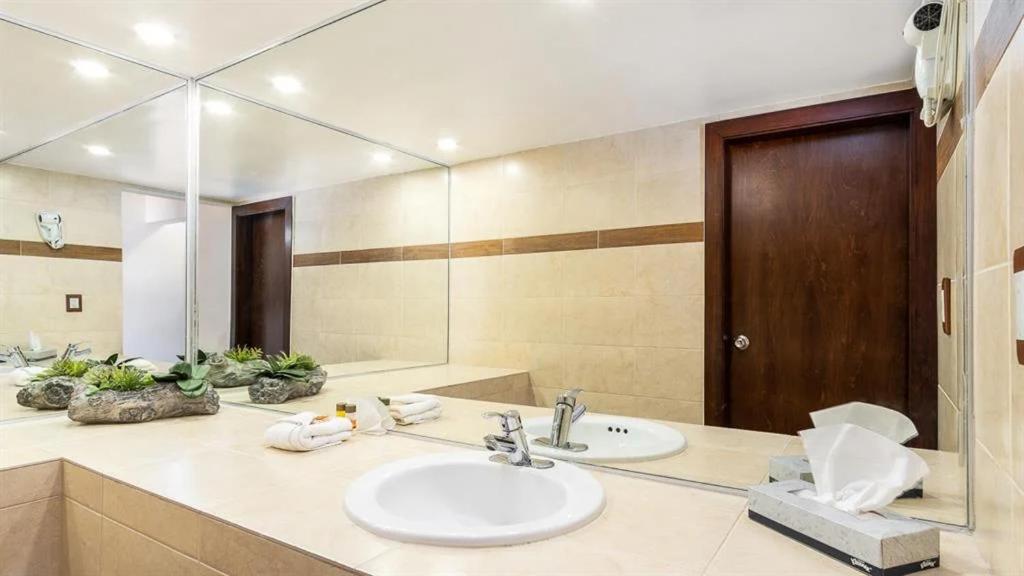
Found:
<box><xmin>67</xmin><ymin>382</ymin><xmax>219</xmax><ymax>424</ymax></box>
<box><xmin>15</xmin><ymin>376</ymin><xmax>79</xmax><ymax>410</ymax></box>
<box><xmin>248</xmin><ymin>367</ymin><xmax>327</xmax><ymax>404</ymax></box>
<box><xmin>205</xmin><ymin>353</ymin><xmax>264</xmax><ymax>389</ymax></box>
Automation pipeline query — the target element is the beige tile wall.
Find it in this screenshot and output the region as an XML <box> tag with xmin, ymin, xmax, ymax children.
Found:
<box><xmin>0</xmin><ymin>165</ymin><xmax>124</xmax><ymax>357</ymax></box>
<box><xmin>61</xmin><ymin>461</ymin><xmax>355</xmax><ymax>576</ymax></box>
<box><xmin>0</xmin><ymin>461</ymin><xmax>66</xmax><ymax>576</ymax></box>
<box><xmin>971</xmin><ymin>17</ymin><xmax>1024</xmax><ymax>576</ymax></box>
<box><xmin>937</xmin><ymin>138</ymin><xmax>966</xmax><ymax>453</ymax></box>
<box><xmin>290</xmin><ymin>167</ymin><xmax>448</xmax><ymax>366</ymax></box>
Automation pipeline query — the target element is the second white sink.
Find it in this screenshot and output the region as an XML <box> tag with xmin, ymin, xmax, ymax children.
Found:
<box><xmin>344</xmin><ymin>452</ymin><xmax>605</xmax><ymax>547</ymax></box>
<box><xmin>523</xmin><ymin>414</ymin><xmax>687</xmax><ymax>463</ymax></box>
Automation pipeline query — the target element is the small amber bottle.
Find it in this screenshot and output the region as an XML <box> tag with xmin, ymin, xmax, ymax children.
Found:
<box><xmin>336</xmin><ymin>402</ymin><xmax>347</xmax><ymax>419</ymax></box>
<box><xmin>346</xmin><ymin>403</ymin><xmax>358</xmax><ymax>429</ymax></box>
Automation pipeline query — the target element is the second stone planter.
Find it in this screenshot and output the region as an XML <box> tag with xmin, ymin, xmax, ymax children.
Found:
<box><xmin>15</xmin><ymin>376</ymin><xmax>80</xmax><ymax>410</ymax></box>
<box><xmin>248</xmin><ymin>367</ymin><xmax>327</xmax><ymax>404</ymax></box>
<box><xmin>67</xmin><ymin>382</ymin><xmax>220</xmax><ymax>424</ymax></box>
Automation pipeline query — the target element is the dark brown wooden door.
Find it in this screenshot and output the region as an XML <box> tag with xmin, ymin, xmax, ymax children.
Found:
<box><xmin>232</xmin><ymin>197</ymin><xmax>292</xmax><ymax>356</ymax></box>
<box><xmin>705</xmin><ymin>90</ymin><xmax>937</xmax><ymax>448</ymax></box>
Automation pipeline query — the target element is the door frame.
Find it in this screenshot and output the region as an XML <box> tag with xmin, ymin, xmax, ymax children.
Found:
<box><xmin>703</xmin><ymin>89</ymin><xmax>937</xmax><ymax>448</ymax></box>
<box><xmin>231</xmin><ymin>196</ymin><xmax>293</xmax><ymax>351</ymax></box>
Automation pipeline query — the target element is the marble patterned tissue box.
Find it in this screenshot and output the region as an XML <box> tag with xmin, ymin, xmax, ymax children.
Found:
<box><xmin>748</xmin><ymin>480</ymin><xmax>939</xmax><ymax>576</ymax></box>
<box><xmin>768</xmin><ymin>455</ymin><xmax>923</xmax><ymax>499</ymax></box>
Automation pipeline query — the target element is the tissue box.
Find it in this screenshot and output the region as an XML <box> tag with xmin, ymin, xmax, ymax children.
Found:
<box><xmin>768</xmin><ymin>455</ymin><xmax>923</xmax><ymax>499</ymax></box>
<box><xmin>748</xmin><ymin>480</ymin><xmax>939</xmax><ymax>576</ymax></box>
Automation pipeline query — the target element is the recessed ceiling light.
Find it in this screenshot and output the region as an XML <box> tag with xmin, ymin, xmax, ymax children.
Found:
<box><xmin>70</xmin><ymin>59</ymin><xmax>110</xmax><ymax>79</ymax></box>
<box><xmin>437</xmin><ymin>138</ymin><xmax>458</xmax><ymax>152</ymax></box>
<box><xmin>373</xmin><ymin>151</ymin><xmax>393</xmax><ymax>164</ymax></box>
<box><xmin>133</xmin><ymin>22</ymin><xmax>175</xmax><ymax>47</ymax></box>
<box><xmin>203</xmin><ymin>100</ymin><xmax>234</xmax><ymax>116</ymax></box>
<box><xmin>84</xmin><ymin>144</ymin><xmax>112</xmax><ymax>157</ymax></box>
<box><xmin>270</xmin><ymin>75</ymin><xmax>303</xmax><ymax>94</ymax></box>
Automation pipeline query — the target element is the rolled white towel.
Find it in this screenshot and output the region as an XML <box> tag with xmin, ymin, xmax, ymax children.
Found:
<box><xmin>389</xmin><ymin>397</ymin><xmax>442</xmax><ymax>419</ymax></box>
<box><xmin>395</xmin><ymin>407</ymin><xmax>442</xmax><ymax>426</ymax></box>
<box><xmin>388</xmin><ymin>393</ymin><xmax>438</xmax><ymax>406</ymax></box>
<box><xmin>2</xmin><ymin>366</ymin><xmax>45</xmax><ymax>387</ymax></box>
<box><xmin>264</xmin><ymin>412</ymin><xmax>353</xmax><ymax>452</ymax></box>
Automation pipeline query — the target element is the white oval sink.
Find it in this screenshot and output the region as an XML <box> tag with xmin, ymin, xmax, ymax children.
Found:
<box><xmin>523</xmin><ymin>414</ymin><xmax>687</xmax><ymax>463</ymax></box>
<box><xmin>344</xmin><ymin>452</ymin><xmax>605</xmax><ymax>547</ymax></box>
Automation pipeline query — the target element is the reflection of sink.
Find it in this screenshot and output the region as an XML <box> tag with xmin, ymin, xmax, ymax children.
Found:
<box><xmin>344</xmin><ymin>452</ymin><xmax>605</xmax><ymax>547</ymax></box>
<box><xmin>523</xmin><ymin>414</ymin><xmax>687</xmax><ymax>463</ymax></box>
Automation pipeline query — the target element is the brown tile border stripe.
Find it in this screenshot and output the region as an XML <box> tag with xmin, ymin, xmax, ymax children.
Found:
<box><xmin>503</xmin><ymin>231</ymin><xmax>598</xmax><ymax>255</ymax></box>
<box><xmin>599</xmin><ymin>222</ymin><xmax>703</xmax><ymax>248</ymax></box>
<box><xmin>402</xmin><ymin>243</ymin><xmax>450</xmax><ymax>261</ymax></box>
<box><xmin>451</xmin><ymin>239</ymin><xmax>503</xmax><ymax>258</ymax></box>
<box><xmin>974</xmin><ymin>0</ymin><xmax>1024</xmax><ymax>106</ymax></box>
<box><xmin>0</xmin><ymin>239</ymin><xmax>121</xmax><ymax>262</ymax></box>
<box><xmin>294</xmin><ymin>221</ymin><xmax>704</xmax><ymax>267</ymax></box>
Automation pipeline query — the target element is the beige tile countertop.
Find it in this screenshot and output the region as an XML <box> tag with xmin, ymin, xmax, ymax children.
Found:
<box><xmin>215</xmin><ymin>363</ymin><xmax>968</xmax><ymax>526</ymax></box>
<box><xmin>0</xmin><ymin>405</ymin><xmax>990</xmax><ymax>576</ymax></box>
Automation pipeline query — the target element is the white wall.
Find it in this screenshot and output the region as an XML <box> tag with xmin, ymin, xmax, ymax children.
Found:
<box><xmin>121</xmin><ymin>192</ymin><xmax>232</xmax><ymax>361</ymax></box>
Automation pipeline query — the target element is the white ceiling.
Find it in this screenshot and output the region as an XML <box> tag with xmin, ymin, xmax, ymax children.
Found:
<box><xmin>2</xmin><ymin>0</ymin><xmax>920</xmax><ymax>196</ymax></box>
<box><xmin>11</xmin><ymin>85</ymin><xmax>436</xmax><ymax>201</ymax></box>
<box><xmin>0</xmin><ymin>0</ymin><xmax>365</xmax><ymax>76</ymax></box>
<box><xmin>0</xmin><ymin>19</ymin><xmax>181</xmax><ymax>159</ymax></box>
<box><xmin>207</xmin><ymin>0</ymin><xmax>920</xmax><ymax>164</ymax></box>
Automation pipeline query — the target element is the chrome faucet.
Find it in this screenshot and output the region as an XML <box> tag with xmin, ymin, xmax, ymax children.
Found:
<box><xmin>60</xmin><ymin>342</ymin><xmax>92</xmax><ymax>360</ymax></box>
<box><xmin>483</xmin><ymin>410</ymin><xmax>554</xmax><ymax>469</ymax></box>
<box><xmin>0</xmin><ymin>345</ymin><xmax>30</xmax><ymax>368</ymax></box>
<box><xmin>534</xmin><ymin>388</ymin><xmax>588</xmax><ymax>452</ymax></box>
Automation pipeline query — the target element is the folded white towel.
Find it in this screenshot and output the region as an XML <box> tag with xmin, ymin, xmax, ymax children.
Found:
<box><xmin>2</xmin><ymin>367</ymin><xmax>45</xmax><ymax>387</ymax></box>
<box><xmin>388</xmin><ymin>393</ymin><xmax>438</xmax><ymax>406</ymax></box>
<box><xmin>264</xmin><ymin>412</ymin><xmax>353</xmax><ymax>452</ymax></box>
<box><xmin>389</xmin><ymin>397</ymin><xmax>442</xmax><ymax>419</ymax></box>
<box><xmin>395</xmin><ymin>407</ymin><xmax>442</xmax><ymax>426</ymax></box>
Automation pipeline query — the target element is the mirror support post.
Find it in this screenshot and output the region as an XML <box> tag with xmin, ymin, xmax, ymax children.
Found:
<box><xmin>185</xmin><ymin>78</ymin><xmax>200</xmax><ymax>365</ymax></box>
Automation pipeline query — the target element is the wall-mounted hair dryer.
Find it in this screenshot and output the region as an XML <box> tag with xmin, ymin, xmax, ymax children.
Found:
<box><xmin>902</xmin><ymin>1</ymin><xmax>949</xmax><ymax>126</ymax></box>
<box><xmin>36</xmin><ymin>211</ymin><xmax>64</xmax><ymax>249</ymax></box>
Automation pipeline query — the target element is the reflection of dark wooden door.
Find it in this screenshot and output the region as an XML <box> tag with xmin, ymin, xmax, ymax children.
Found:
<box><xmin>705</xmin><ymin>90</ymin><xmax>937</xmax><ymax>448</ymax></box>
<box><xmin>232</xmin><ymin>197</ymin><xmax>292</xmax><ymax>356</ymax></box>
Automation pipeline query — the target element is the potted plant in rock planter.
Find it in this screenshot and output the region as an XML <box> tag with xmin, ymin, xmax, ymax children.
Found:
<box><xmin>15</xmin><ymin>357</ymin><xmax>91</xmax><ymax>410</ymax></box>
<box><xmin>67</xmin><ymin>361</ymin><xmax>219</xmax><ymax>424</ymax></box>
<box><xmin>205</xmin><ymin>346</ymin><xmax>267</xmax><ymax>389</ymax></box>
<box><xmin>248</xmin><ymin>352</ymin><xmax>327</xmax><ymax>404</ymax></box>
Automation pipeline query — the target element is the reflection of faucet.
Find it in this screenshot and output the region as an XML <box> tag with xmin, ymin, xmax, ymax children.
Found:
<box><xmin>535</xmin><ymin>388</ymin><xmax>588</xmax><ymax>452</ymax></box>
<box><xmin>0</xmin><ymin>345</ymin><xmax>30</xmax><ymax>368</ymax></box>
<box><xmin>483</xmin><ymin>410</ymin><xmax>554</xmax><ymax>469</ymax></box>
<box><xmin>60</xmin><ymin>342</ymin><xmax>92</xmax><ymax>360</ymax></box>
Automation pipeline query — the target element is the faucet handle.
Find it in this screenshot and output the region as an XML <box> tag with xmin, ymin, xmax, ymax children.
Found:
<box><xmin>557</xmin><ymin>388</ymin><xmax>583</xmax><ymax>406</ymax></box>
<box><xmin>483</xmin><ymin>410</ymin><xmax>523</xmax><ymax>434</ymax></box>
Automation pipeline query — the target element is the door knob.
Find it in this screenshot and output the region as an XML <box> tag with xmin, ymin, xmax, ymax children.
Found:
<box><xmin>733</xmin><ymin>335</ymin><xmax>750</xmax><ymax>351</ymax></box>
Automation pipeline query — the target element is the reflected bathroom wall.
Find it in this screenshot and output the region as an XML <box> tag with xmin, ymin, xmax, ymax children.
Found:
<box><xmin>197</xmin><ymin>87</ymin><xmax>448</xmax><ymax>397</ymax></box>
<box><xmin>0</xmin><ymin>84</ymin><xmax>187</xmax><ymax>421</ymax></box>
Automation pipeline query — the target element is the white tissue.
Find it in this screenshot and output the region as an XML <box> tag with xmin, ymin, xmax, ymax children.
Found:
<box><xmin>354</xmin><ymin>397</ymin><xmax>395</xmax><ymax>436</ymax></box>
<box><xmin>800</xmin><ymin>423</ymin><xmax>929</xmax><ymax>514</ymax></box>
<box><xmin>810</xmin><ymin>401</ymin><xmax>918</xmax><ymax>444</ymax></box>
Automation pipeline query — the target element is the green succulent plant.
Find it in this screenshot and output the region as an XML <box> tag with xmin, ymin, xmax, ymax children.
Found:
<box><xmin>223</xmin><ymin>346</ymin><xmax>263</xmax><ymax>362</ymax></box>
<box><xmin>153</xmin><ymin>362</ymin><xmax>211</xmax><ymax>398</ymax></box>
<box><xmin>176</xmin><ymin>349</ymin><xmax>210</xmax><ymax>365</ymax></box>
<box><xmin>32</xmin><ymin>358</ymin><xmax>92</xmax><ymax>381</ymax></box>
<box><xmin>83</xmin><ymin>365</ymin><xmax>155</xmax><ymax>396</ymax></box>
<box><xmin>257</xmin><ymin>352</ymin><xmax>319</xmax><ymax>381</ymax></box>
<box><xmin>96</xmin><ymin>353</ymin><xmax>142</xmax><ymax>367</ymax></box>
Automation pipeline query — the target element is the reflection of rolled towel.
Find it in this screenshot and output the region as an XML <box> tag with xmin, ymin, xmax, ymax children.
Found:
<box><xmin>389</xmin><ymin>397</ymin><xmax>442</xmax><ymax>418</ymax></box>
<box><xmin>124</xmin><ymin>359</ymin><xmax>159</xmax><ymax>373</ymax></box>
<box><xmin>264</xmin><ymin>411</ymin><xmax>353</xmax><ymax>451</ymax></box>
<box><xmin>2</xmin><ymin>367</ymin><xmax>45</xmax><ymax>387</ymax></box>
<box><xmin>395</xmin><ymin>407</ymin><xmax>442</xmax><ymax>426</ymax></box>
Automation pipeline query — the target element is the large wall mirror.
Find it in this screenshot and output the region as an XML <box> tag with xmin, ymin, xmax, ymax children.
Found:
<box><xmin>0</xmin><ymin>19</ymin><xmax>187</xmax><ymax>421</ymax></box>
<box><xmin>194</xmin><ymin>0</ymin><xmax>972</xmax><ymax>527</ymax></box>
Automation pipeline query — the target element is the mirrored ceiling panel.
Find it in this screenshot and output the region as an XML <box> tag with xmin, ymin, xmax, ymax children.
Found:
<box><xmin>205</xmin><ymin>0</ymin><xmax>917</xmax><ymax>164</ymax></box>
<box><xmin>0</xmin><ymin>18</ymin><xmax>183</xmax><ymax>160</ymax></box>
